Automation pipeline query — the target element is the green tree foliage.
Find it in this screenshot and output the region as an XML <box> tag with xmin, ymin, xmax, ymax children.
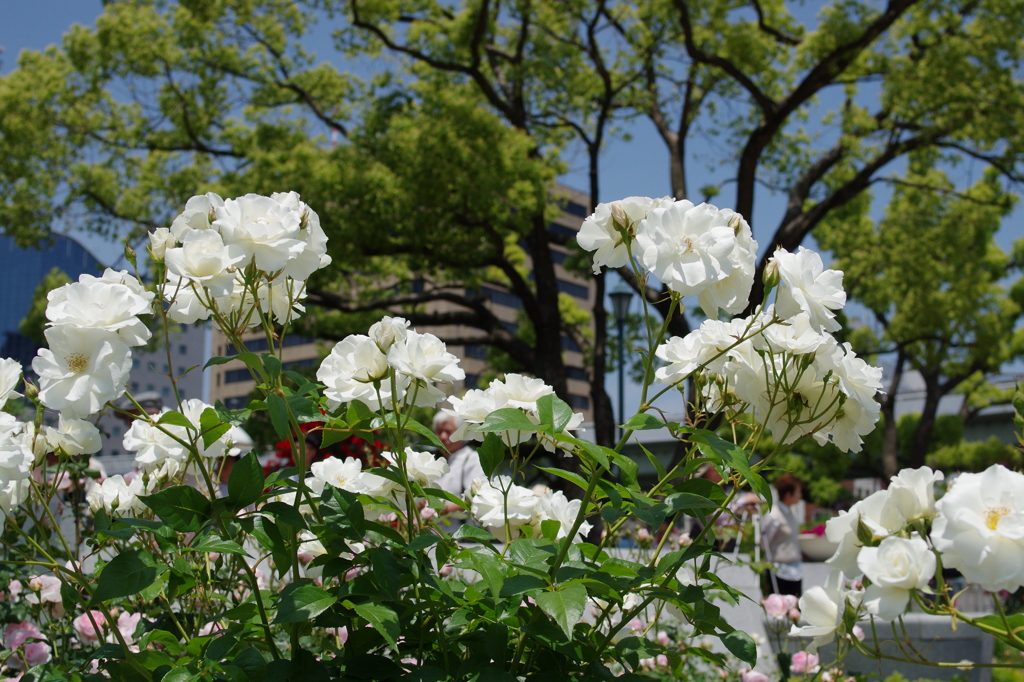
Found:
<box><xmin>17</xmin><ymin>267</ymin><xmax>71</xmax><ymax>344</ymax></box>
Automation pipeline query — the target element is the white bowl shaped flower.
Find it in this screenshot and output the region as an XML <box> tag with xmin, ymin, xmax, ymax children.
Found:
<box><xmin>470</xmin><ymin>475</ymin><xmax>540</xmax><ymax>542</ymax></box>
<box><xmin>770</xmin><ymin>247</ymin><xmax>846</xmax><ymax>333</ymax></box>
<box><xmin>931</xmin><ymin>464</ymin><xmax>1024</xmax><ymax>592</ymax></box>
<box><xmin>381</xmin><ymin>448</ymin><xmax>450</xmax><ymax>488</ymax></box>
<box><xmin>317</xmin><ymin>335</ymin><xmax>391</xmax><ymax>411</ymax></box>
<box><xmin>33</xmin><ymin>326</ymin><xmax>132</xmax><ymax>419</ymax></box>
<box><xmin>165</xmin><ymin>229</ymin><xmax>246</xmax><ymax>297</ymax></box>
<box><xmin>170</xmin><ymin>192</ymin><xmax>224</xmax><ymax>241</ymax></box>
<box><xmin>46</xmin><ymin>275</ymin><xmax>154</xmax><ymax>347</ymax></box>
<box><xmin>790</xmin><ymin>570</ymin><xmax>862</xmax><ymax>653</ymax></box>
<box><xmin>45</xmin><ymin>416</ymin><xmax>102</xmax><ymax>457</ymax></box>
<box><xmin>0</xmin><ymin>358</ymin><xmax>22</xmax><ymax>410</ymax></box>
<box><xmin>387</xmin><ymin>331</ymin><xmax>465</xmax><ymax>384</ymax></box>
<box><xmin>215</xmin><ymin>194</ymin><xmax>307</xmax><ymax>274</ymax></box>
<box><xmin>858</xmin><ymin>534</ymin><xmax>935</xmax><ymax>621</ymax></box>
<box><xmin>311</xmin><ymin>457</ymin><xmax>365</xmax><ymax>494</ymax></box>
<box><xmin>577</xmin><ymin>196</ymin><xmax>668</xmax><ymax>274</ymax></box>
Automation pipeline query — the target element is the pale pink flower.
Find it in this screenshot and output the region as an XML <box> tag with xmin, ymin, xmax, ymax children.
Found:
<box><xmin>5</xmin><ymin>622</ymin><xmax>51</xmax><ymax>669</ymax></box>
<box><xmin>762</xmin><ymin>593</ymin><xmax>798</xmax><ymax>619</ymax></box>
<box><xmin>73</xmin><ymin>610</ymin><xmax>107</xmax><ymax>644</ymax></box>
<box><xmin>116</xmin><ymin>612</ymin><xmax>141</xmax><ymax>645</ymax></box>
<box><xmin>791</xmin><ymin>651</ymin><xmax>820</xmax><ymax>674</ymax></box>
<box><xmin>788</xmin><ymin>608</ymin><xmax>801</xmax><ymax>621</ymax></box>
<box><xmin>439</xmin><ymin>564</ymin><xmax>453</xmax><ymax>578</ymax></box>
<box><xmin>851</xmin><ymin>625</ymin><xmax>865</xmax><ymax>642</ymax></box>
<box><xmin>627</xmin><ymin>618</ymin><xmax>644</xmax><ymax>633</ymax></box>
<box><xmin>335</xmin><ymin>626</ymin><xmax>349</xmax><ymax>645</ymax></box>
<box><xmin>197</xmin><ymin>621</ymin><xmax>223</xmax><ymax>637</ymax></box>
<box><xmin>741</xmin><ymin>671</ymin><xmax>770</xmax><ymax>682</ymax></box>
<box><xmin>656</xmin><ymin>630</ymin><xmax>670</xmax><ymax>647</ymax></box>
<box><xmin>636</xmin><ymin>528</ymin><xmax>651</xmax><ymax>543</ymax></box>
<box><xmin>7</xmin><ymin>580</ymin><xmax>21</xmax><ymax>603</ymax></box>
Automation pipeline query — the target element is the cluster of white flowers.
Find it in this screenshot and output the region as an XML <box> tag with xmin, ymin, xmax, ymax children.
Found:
<box><xmin>154</xmin><ymin>192</ymin><xmax>330</xmax><ymax>328</ymax></box>
<box><xmin>317</xmin><ymin>316</ymin><xmax>464</xmax><ymax>412</ymax></box>
<box><xmin>468</xmin><ymin>475</ymin><xmax>592</xmax><ymax>542</ymax></box>
<box><xmin>87</xmin><ymin>474</ymin><xmax>152</xmax><ymax>517</ymax></box>
<box><xmin>122</xmin><ymin>399</ymin><xmax>230</xmax><ymax>481</ymax></box>
<box><xmin>445</xmin><ymin>373</ymin><xmax>584</xmax><ymax>449</ymax></box>
<box><xmin>792</xmin><ymin>463</ymin><xmax>1024</xmax><ymax>650</ymax></box>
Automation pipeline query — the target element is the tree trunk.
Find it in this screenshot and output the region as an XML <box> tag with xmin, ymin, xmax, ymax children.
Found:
<box><xmin>880</xmin><ymin>351</ymin><xmax>906</xmax><ymax>479</ymax></box>
<box><xmin>908</xmin><ymin>372</ymin><xmax>942</xmax><ymax>469</ymax></box>
<box><xmin>526</xmin><ymin>215</ymin><xmax>568</xmax><ymax>401</ymax></box>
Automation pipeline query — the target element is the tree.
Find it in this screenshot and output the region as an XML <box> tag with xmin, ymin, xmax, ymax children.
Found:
<box><xmin>18</xmin><ymin>267</ymin><xmax>71</xmax><ymax>344</ymax></box>
<box><xmin>818</xmin><ymin>152</ymin><xmax>1024</xmax><ymax>475</ymax></box>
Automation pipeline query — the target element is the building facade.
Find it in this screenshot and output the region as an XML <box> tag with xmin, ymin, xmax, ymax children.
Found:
<box><xmin>209</xmin><ymin>186</ymin><xmax>597</xmax><ymax>421</ymax></box>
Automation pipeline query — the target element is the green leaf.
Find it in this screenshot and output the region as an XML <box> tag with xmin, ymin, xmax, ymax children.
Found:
<box><xmin>267</xmin><ymin>393</ymin><xmax>290</xmax><ymax>440</ymax></box>
<box><xmin>478</xmin><ymin>408</ymin><xmax>538</xmax><ymax>433</ymax></box>
<box><xmin>93</xmin><ymin>550</ymin><xmax>160</xmax><ymax>603</ymax></box>
<box><xmin>274</xmin><ymin>584</ymin><xmax>337</xmax><ymax>623</ymax></box>
<box><xmin>260</xmin><ymin>501</ymin><xmax>308</xmax><ymax>530</ymax></box>
<box><xmin>369</xmin><ymin>548</ymin><xmax>402</xmax><ymax>601</ymax></box>
<box><xmin>200</xmin><ymin>408</ymin><xmax>231</xmax><ymax>450</ymax></box>
<box><xmin>536</xmin><ymin>466</ymin><xmax>590</xmax><ymax>492</ymax></box>
<box><xmin>722</xmin><ymin>630</ymin><xmax>757</xmax><ymax>667</ymax></box>
<box><xmin>262</xmin><ymin>353</ymin><xmax>282</xmax><ymax>382</ymax></box>
<box><xmin>158</xmin><ymin>411</ymin><xmax>193</xmax><ymax>429</ymax></box>
<box><xmin>470</xmin><ymin>549</ymin><xmax>505</xmax><ymax>599</ymax></box>
<box><xmin>452</xmin><ymin>524</ymin><xmax>498</xmax><ymax>545</ymax></box>
<box><xmin>231</xmin><ymin>647</ymin><xmax>267</xmax><ymax>682</ymax></box>
<box><xmin>621</xmin><ymin>413</ymin><xmax>665</xmax><ymax>431</ymax></box>
<box><xmin>189</xmin><ymin>535</ymin><xmax>249</xmax><ymax>556</ymax></box>
<box><xmin>478</xmin><ymin>432</ymin><xmax>505</xmax><ymax>478</ymax></box>
<box><xmin>689</xmin><ymin>429</ymin><xmax>771</xmax><ymax>508</ymax></box>
<box><xmin>499</xmin><ymin>574</ymin><xmax>548</xmax><ymax>598</ymax></box>
<box><xmin>228</xmin><ymin>453</ymin><xmax>265</xmax><ymax>509</ymax></box>
<box><xmin>352</xmin><ymin>602</ymin><xmax>400</xmax><ymax>648</ymax></box>
<box><xmin>140</xmin><ymin>485</ymin><xmax>211</xmax><ymax>532</ymax></box>
<box><xmin>610</xmin><ymin>451</ymin><xmax>639</xmax><ymax>489</ymax></box>
<box><xmin>536</xmin><ymin>582</ymin><xmax>587</xmax><ymax>639</ymax></box>
<box><xmin>214</xmin><ymin>401</ymin><xmax>252</xmax><ymax>426</ymax></box>
<box><xmin>638</xmin><ymin>442</ymin><xmax>667</xmax><ymax>481</ymax></box>
<box><xmin>251</xmin><ymin>516</ymin><xmax>292</xmax><ymax>576</ymax></box>
<box><xmin>322</xmin><ymin>488</ymin><xmax>366</xmax><ymax>537</ymax></box>
<box><xmin>536</xmin><ymin>394</ymin><xmax>575</xmax><ymax>433</ymax></box>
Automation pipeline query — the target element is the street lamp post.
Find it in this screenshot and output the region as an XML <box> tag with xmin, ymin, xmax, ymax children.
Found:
<box><xmin>609</xmin><ymin>283</ymin><xmax>633</xmax><ymax>442</ymax></box>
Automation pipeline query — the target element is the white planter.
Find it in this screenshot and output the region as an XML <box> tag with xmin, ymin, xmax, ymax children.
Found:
<box><xmin>799</xmin><ymin>533</ymin><xmax>838</xmax><ymax>562</ymax></box>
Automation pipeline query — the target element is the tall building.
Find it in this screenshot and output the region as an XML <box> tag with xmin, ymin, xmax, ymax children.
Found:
<box><xmin>209</xmin><ymin>185</ymin><xmax>596</xmax><ymax>420</ymax></box>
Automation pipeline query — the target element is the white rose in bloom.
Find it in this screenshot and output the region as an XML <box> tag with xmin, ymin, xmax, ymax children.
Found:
<box><xmin>369</xmin><ymin>316</ymin><xmax>410</xmax><ymax>352</ymax></box>
<box><xmin>790</xmin><ymin>571</ymin><xmax>862</xmax><ymax>653</ymax></box>
<box><xmin>577</xmin><ymin>196</ymin><xmax>667</xmax><ymax>274</ymax></box>
<box><xmin>85</xmin><ymin>269</ymin><xmax>156</xmax><ymax>303</ymax></box>
<box><xmin>178</xmin><ymin>399</ymin><xmax>228</xmax><ymax>458</ymax></box>
<box><xmin>498</xmin><ymin>373</ymin><xmax>553</xmax><ymax>411</ymax></box>
<box><xmin>317</xmin><ymin>335</ymin><xmax>391</xmax><ymax>411</ymax></box>
<box><xmin>163</xmin><ymin>273</ymin><xmax>213</xmax><ymax>325</ymax></box>
<box><xmin>0</xmin><ymin>429</ymin><xmax>35</xmax><ymax>483</ymax></box>
<box><xmin>471</xmin><ymin>476</ymin><xmax>539</xmax><ymax>542</ymax></box>
<box><xmin>170</xmin><ymin>192</ymin><xmax>224</xmax><ymax>241</ymax></box>
<box><xmin>359</xmin><ymin>470</ymin><xmax>407</xmax><ymax>512</ymax></box>
<box><xmin>695</xmin><ymin>211</ymin><xmax>757</xmax><ymax>319</ymax></box>
<box><xmin>215</xmin><ymin>194</ymin><xmax>307</xmax><ymax>273</ymax></box>
<box><xmin>446</xmin><ymin>387</ymin><xmax>504</xmax><ymax>442</ymax></box>
<box><xmin>0</xmin><ymin>479</ymin><xmax>30</xmax><ymax>522</ymax></box>
<box><xmin>214</xmin><ymin>273</ymin><xmax>259</xmax><ymax>326</ymax></box>
<box><xmin>825</xmin><ymin>488</ymin><xmax>907</xmax><ymax>574</ymax></box>
<box><xmin>257</xmin><ymin>278</ymin><xmax>306</xmax><ymax>325</ymax></box>
<box><xmin>46</xmin><ymin>276</ymin><xmax>153</xmax><ymax>347</ymax></box>
<box><xmin>0</xmin><ymin>358</ymin><xmax>22</xmax><ymax>409</ymax></box>
<box><xmin>165</xmin><ymin>229</ymin><xmax>246</xmax><ymax>297</ymax></box>
<box><xmin>755</xmin><ymin>313</ymin><xmax>831</xmax><ymax>356</ymax></box>
<box><xmin>148</xmin><ymin>227</ymin><xmax>175</xmax><ymax>261</ymax></box>
<box><xmin>655</xmin><ymin>317</ymin><xmax>751</xmax><ymax>384</ymax></box>
<box><xmin>311</xmin><ymin>457</ymin><xmax>364</xmax><ymax>493</ymax></box>
<box><xmin>812</xmin><ymin>341</ymin><xmax>882</xmax><ymax>453</ymax></box>
<box><xmin>533</xmin><ymin>490</ymin><xmax>591</xmax><ymax>542</ymax></box>
<box><xmin>33</xmin><ymin>327</ymin><xmax>132</xmax><ymax>419</ymax></box>
<box><xmin>381</xmin><ymin>448</ymin><xmax>450</xmax><ymax>487</ymax></box>
<box><xmin>87</xmin><ymin>475</ymin><xmax>148</xmax><ymax>516</ymax></box>
<box><xmin>858</xmin><ymin>534</ymin><xmax>935</xmax><ymax>621</ymax></box>
<box><xmin>0</xmin><ymin>413</ymin><xmax>21</xmax><ymax>439</ymax></box>
<box><xmin>771</xmin><ymin>247</ymin><xmax>846</xmax><ymax>333</ymax></box>
<box><xmin>388</xmin><ymin>331</ymin><xmax>465</xmax><ymax>383</ymax></box>
<box><xmin>271</xmin><ymin>191</ymin><xmax>332</xmax><ymax>270</ymax></box>
<box><xmin>635</xmin><ymin>201</ymin><xmax>737</xmax><ymax>301</ymax></box>
<box><xmin>931</xmin><ymin>464</ymin><xmax>1024</xmax><ymax>592</ymax></box>
<box><xmin>889</xmin><ymin>467</ymin><xmax>943</xmax><ymax>523</ymax></box>
<box><xmin>124</xmin><ymin>414</ymin><xmax>188</xmax><ymax>474</ymax></box>
<box><xmin>45</xmin><ymin>416</ymin><xmax>101</xmax><ymax>457</ymax></box>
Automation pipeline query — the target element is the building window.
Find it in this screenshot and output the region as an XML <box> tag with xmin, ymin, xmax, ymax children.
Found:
<box><xmin>131</xmin><ymin>382</ymin><xmax>139</xmax><ymax>391</ymax></box>
<box><xmin>557</xmin><ymin>279</ymin><xmax>589</xmax><ymax>299</ymax></box>
<box><xmin>109</xmin><ymin>449</ymin><xmax>119</xmax><ymax>457</ymax></box>
<box><xmin>564</xmin><ymin>201</ymin><xmax>589</xmax><ymax>218</ymax></box>
<box><xmin>283</xmin><ymin>358</ymin><xmax>315</xmax><ymax>371</ymax></box>
<box><xmin>224</xmin><ymin>369</ymin><xmax>253</xmax><ymax>384</ymax></box>
<box><xmin>465</xmin><ymin>345</ymin><xmax>488</xmax><ymax>360</ymax></box>
<box><xmin>179</xmin><ymin>344</ymin><xmax>187</xmax><ymax>355</ymax></box>
<box><xmin>548</xmin><ymin>222</ymin><xmax>578</xmax><ymax>239</ymax></box>
<box><xmin>464</xmin><ymin>374</ymin><xmax>480</xmax><ymax>389</ymax></box>
<box><xmin>112</xmin><ymin>426</ymin><xmax>121</xmax><ymax>438</ymax></box>
<box><xmin>224</xmin><ymin>396</ymin><xmax>249</xmax><ymax>410</ymax></box>
<box><xmin>146</xmin><ymin>384</ymin><xmax>155</xmax><ymax>392</ymax></box>
<box><xmin>481</xmin><ymin>286</ymin><xmax>523</xmax><ymax>309</ymax></box>
<box><xmin>178</xmin><ymin>366</ymin><xmax>186</xmax><ymax>376</ymax></box>
<box><xmin>566</xmin><ymin>366</ymin><xmax>588</xmax><ymax>381</ymax></box>
<box><xmin>162</xmin><ymin>363</ymin><xmax>169</xmax><ymax>373</ymax></box>
<box><xmin>282</xmin><ymin>335</ymin><xmax>315</xmax><ymax>348</ymax></box>
<box><xmin>561</xmin><ymin>335</ymin><xmax>581</xmax><ymax>353</ymax></box>
<box><xmin>568</xmin><ymin>395</ymin><xmax>590</xmax><ymax>409</ymax></box>
<box><xmin>161</xmin><ymin>386</ymin><xmax>170</xmax><ymax>397</ymax></box>
<box><xmin>502</xmin><ymin>321</ymin><xmax>520</xmax><ymax>335</ymax></box>
<box><xmin>180</xmin><ymin>389</ymin><xmax>186</xmax><ymax>398</ymax></box>
<box><xmin>147</xmin><ymin>362</ymin><xmax>156</xmax><ymax>372</ymax></box>
<box><xmin>550</xmin><ymin>249</ymin><xmax>568</xmax><ymax>265</ymax></box>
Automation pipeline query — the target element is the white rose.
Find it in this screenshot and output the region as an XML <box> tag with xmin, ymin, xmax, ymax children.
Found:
<box><xmin>858</xmin><ymin>534</ymin><xmax>935</xmax><ymax>621</ymax></box>
<box><xmin>771</xmin><ymin>247</ymin><xmax>846</xmax><ymax>333</ymax></box>
<box><xmin>311</xmin><ymin>457</ymin><xmax>364</xmax><ymax>493</ymax></box>
<box><xmin>0</xmin><ymin>429</ymin><xmax>35</xmax><ymax>483</ymax></box>
<box><xmin>577</xmin><ymin>196</ymin><xmax>667</xmax><ymax>274</ymax></box>
<box><xmin>87</xmin><ymin>475</ymin><xmax>148</xmax><ymax>516</ymax></box>
<box><xmin>178</xmin><ymin>399</ymin><xmax>228</xmax><ymax>458</ymax></box>
<box><xmin>931</xmin><ymin>464</ymin><xmax>1024</xmax><ymax>592</ymax></box>
<box><xmin>162</xmin><ymin>273</ymin><xmax>214</xmax><ymax>325</ymax></box>
<box><xmin>369</xmin><ymin>316</ymin><xmax>410</xmax><ymax>352</ymax></box>
<box><xmin>0</xmin><ymin>479</ymin><xmax>30</xmax><ymax>523</ymax></box>
<box><xmin>32</xmin><ymin>327</ymin><xmax>132</xmax><ymax>419</ymax></box>
<box><xmin>317</xmin><ymin>335</ymin><xmax>404</xmax><ymax>411</ymax></box>
<box><xmin>124</xmin><ymin>413</ymin><xmax>189</xmax><ymax>474</ymax></box>
<box><xmin>214</xmin><ymin>194</ymin><xmax>307</xmax><ymax>274</ymax></box>
<box><xmin>888</xmin><ymin>466</ymin><xmax>944</xmax><ymax>523</ymax></box>
<box><xmin>46</xmin><ymin>276</ymin><xmax>153</xmax><ymax>347</ymax></box>
<box><xmin>533</xmin><ymin>489</ymin><xmax>591</xmax><ymax>542</ymax></box>
<box><xmin>271</xmin><ymin>191</ymin><xmax>331</xmax><ymax>271</ymax></box>
<box><xmin>755</xmin><ymin>313</ymin><xmax>831</xmax><ymax>356</ymax></box>
<box><xmin>257</xmin><ymin>278</ymin><xmax>306</xmax><ymax>325</ymax></box>
<box><xmin>470</xmin><ymin>476</ymin><xmax>539</xmax><ymax>542</ymax></box>
<box><xmin>0</xmin><ymin>358</ymin><xmax>22</xmax><ymax>409</ymax></box>
<box><xmin>170</xmin><ymin>192</ymin><xmax>224</xmax><ymax>241</ymax></box>
<box><xmin>825</xmin><ymin>488</ymin><xmax>907</xmax><ymax>574</ymax></box>
<box><xmin>497</xmin><ymin>374</ymin><xmax>553</xmax><ymax>411</ymax></box>
<box><xmin>445</xmin><ymin>387</ymin><xmax>503</xmax><ymax>442</ymax></box>
<box><xmin>148</xmin><ymin>228</ymin><xmax>175</xmax><ymax>262</ymax></box>
<box><xmin>387</xmin><ymin>331</ymin><xmax>465</xmax><ymax>384</ymax></box>
<box><xmin>164</xmin><ymin>229</ymin><xmax>246</xmax><ymax>297</ymax></box>
<box><xmin>694</xmin><ymin>210</ymin><xmax>757</xmax><ymax>319</ymax></box>
<box><xmin>45</xmin><ymin>416</ymin><xmax>102</xmax><ymax>457</ymax></box>
<box><xmin>382</xmin><ymin>448</ymin><xmax>450</xmax><ymax>487</ymax></box>
<box><xmin>654</xmin><ymin>317</ymin><xmax>752</xmax><ymax>384</ymax></box>
<box><xmin>635</xmin><ymin>200</ymin><xmax>738</xmax><ymax>304</ymax></box>
<box><xmin>790</xmin><ymin>571</ymin><xmax>862</xmax><ymax>653</ymax></box>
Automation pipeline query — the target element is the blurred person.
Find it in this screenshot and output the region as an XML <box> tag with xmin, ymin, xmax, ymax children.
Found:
<box><xmin>432</xmin><ymin>412</ymin><xmax>485</xmax><ymax>530</ymax></box>
<box><xmin>761</xmin><ymin>473</ymin><xmax>804</xmax><ymax>597</ymax></box>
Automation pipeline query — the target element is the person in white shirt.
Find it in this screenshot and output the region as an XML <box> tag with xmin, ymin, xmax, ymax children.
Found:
<box><xmin>761</xmin><ymin>473</ymin><xmax>804</xmax><ymax>597</ymax></box>
<box><xmin>431</xmin><ymin>412</ymin><xmax>485</xmax><ymax>529</ymax></box>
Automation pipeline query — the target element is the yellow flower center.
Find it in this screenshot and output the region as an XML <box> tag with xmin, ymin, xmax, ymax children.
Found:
<box><xmin>985</xmin><ymin>506</ymin><xmax>1011</xmax><ymax>531</ymax></box>
<box><xmin>64</xmin><ymin>352</ymin><xmax>89</xmax><ymax>374</ymax></box>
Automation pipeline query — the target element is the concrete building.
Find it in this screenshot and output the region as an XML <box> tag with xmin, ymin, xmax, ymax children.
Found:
<box><xmin>209</xmin><ymin>185</ymin><xmax>597</xmax><ymax>420</ymax></box>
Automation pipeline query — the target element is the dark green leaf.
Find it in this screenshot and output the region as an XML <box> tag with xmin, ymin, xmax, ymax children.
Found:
<box><xmin>499</xmin><ymin>574</ymin><xmax>548</xmax><ymax>598</ymax></box>
<box><xmin>452</xmin><ymin>524</ymin><xmax>498</xmax><ymax>545</ymax></box>
<box><xmin>157</xmin><ymin>411</ymin><xmax>193</xmax><ymax>428</ymax></box>
<box><xmin>536</xmin><ymin>394</ymin><xmax>575</xmax><ymax>433</ymax></box>
<box><xmin>690</xmin><ymin>430</ymin><xmax>771</xmax><ymax>508</ymax></box>
<box><xmin>274</xmin><ymin>584</ymin><xmax>336</xmax><ymax>623</ymax></box>
<box><xmin>140</xmin><ymin>485</ymin><xmax>211</xmax><ymax>532</ymax></box>
<box><xmin>722</xmin><ymin>630</ymin><xmax>757</xmax><ymax>667</ymax></box>
<box><xmin>251</xmin><ymin>516</ymin><xmax>291</xmax><ymax>576</ymax></box>
<box><xmin>189</xmin><ymin>535</ymin><xmax>249</xmax><ymax>556</ymax></box>
<box><xmin>231</xmin><ymin>647</ymin><xmax>267</xmax><ymax>682</ymax></box>
<box><xmin>228</xmin><ymin>453</ymin><xmax>265</xmax><ymax>509</ymax></box>
<box><xmin>478</xmin><ymin>408</ymin><xmax>538</xmax><ymax>433</ymax></box>
<box><xmin>322</xmin><ymin>488</ymin><xmax>365</xmax><ymax>537</ymax></box>
<box><xmin>93</xmin><ymin>550</ymin><xmax>160</xmax><ymax>603</ymax></box>
<box><xmin>200</xmin><ymin>408</ymin><xmax>231</xmax><ymax>449</ymax></box>
<box><xmin>620</xmin><ymin>413</ymin><xmax>665</xmax><ymax>431</ymax></box>
<box><xmin>262</xmin><ymin>354</ymin><xmax>282</xmax><ymax>382</ymax></box>
<box><xmin>368</xmin><ymin>548</ymin><xmax>402</xmax><ymax>601</ymax></box>
<box><xmin>351</xmin><ymin>602</ymin><xmax>400</xmax><ymax>648</ymax></box>
<box><xmin>536</xmin><ymin>582</ymin><xmax>587</xmax><ymax>638</ymax></box>
<box><xmin>478</xmin><ymin>432</ymin><xmax>505</xmax><ymax>478</ymax></box>
<box><xmin>267</xmin><ymin>393</ymin><xmax>290</xmax><ymax>440</ymax></box>
<box><xmin>470</xmin><ymin>550</ymin><xmax>505</xmax><ymax>599</ymax></box>
<box><xmin>260</xmin><ymin>501</ymin><xmax>308</xmax><ymax>530</ymax></box>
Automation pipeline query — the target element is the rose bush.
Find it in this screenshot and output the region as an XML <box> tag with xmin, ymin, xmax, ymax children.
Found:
<box><xmin>0</xmin><ymin>190</ymin><xmax>1016</xmax><ymax>681</ymax></box>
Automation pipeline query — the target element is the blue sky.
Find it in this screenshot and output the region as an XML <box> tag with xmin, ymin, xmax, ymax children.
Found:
<box><xmin>2</xmin><ymin>1</ymin><xmax>1022</xmax><ymax>418</ymax></box>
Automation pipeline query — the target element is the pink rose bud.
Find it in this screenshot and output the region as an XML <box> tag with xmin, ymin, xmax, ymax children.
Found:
<box><xmin>656</xmin><ymin>630</ymin><xmax>670</xmax><ymax>647</ymax></box>
<box><xmin>762</xmin><ymin>594</ymin><xmax>789</xmax><ymax>619</ymax></box>
<box><xmin>73</xmin><ymin>611</ymin><xmax>107</xmax><ymax>645</ymax></box>
<box><xmin>740</xmin><ymin>670</ymin><xmax>770</xmax><ymax>682</ymax></box>
<box><xmin>789</xmin><ymin>608</ymin><xmax>801</xmax><ymax>621</ymax></box>
<box><xmin>791</xmin><ymin>651</ymin><xmax>820</xmax><ymax>673</ymax></box>
<box><xmin>637</xmin><ymin>528</ymin><xmax>651</xmax><ymax>542</ymax></box>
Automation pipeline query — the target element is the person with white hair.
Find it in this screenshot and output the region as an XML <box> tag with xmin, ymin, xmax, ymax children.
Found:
<box><xmin>431</xmin><ymin>411</ymin><xmax>485</xmax><ymax>528</ymax></box>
